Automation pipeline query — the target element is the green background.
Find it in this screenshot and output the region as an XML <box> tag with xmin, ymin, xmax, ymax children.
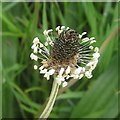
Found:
<box><xmin>1</xmin><ymin>2</ymin><xmax>119</xmax><ymax>119</ymax></box>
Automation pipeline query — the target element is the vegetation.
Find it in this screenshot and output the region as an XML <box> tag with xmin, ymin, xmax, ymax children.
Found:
<box><xmin>1</xmin><ymin>2</ymin><xmax>119</xmax><ymax>119</ymax></box>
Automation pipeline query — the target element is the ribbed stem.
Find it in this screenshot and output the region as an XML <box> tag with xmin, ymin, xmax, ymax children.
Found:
<box><xmin>39</xmin><ymin>79</ymin><xmax>59</xmax><ymax>119</ymax></box>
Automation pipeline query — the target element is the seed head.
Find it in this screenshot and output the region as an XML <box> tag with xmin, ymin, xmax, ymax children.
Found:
<box><xmin>30</xmin><ymin>26</ymin><xmax>100</xmax><ymax>87</ymax></box>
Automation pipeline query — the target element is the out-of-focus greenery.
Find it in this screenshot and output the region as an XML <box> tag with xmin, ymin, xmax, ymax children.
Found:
<box><xmin>1</xmin><ymin>2</ymin><xmax>119</xmax><ymax>119</ymax></box>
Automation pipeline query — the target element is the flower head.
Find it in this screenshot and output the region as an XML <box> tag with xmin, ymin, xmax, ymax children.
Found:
<box><xmin>30</xmin><ymin>26</ymin><xmax>100</xmax><ymax>87</ymax></box>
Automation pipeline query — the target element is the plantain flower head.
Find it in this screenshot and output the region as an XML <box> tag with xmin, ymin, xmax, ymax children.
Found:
<box><xmin>30</xmin><ymin>26</ymin><xmax>100</xmax><ymax>87</ymax></box>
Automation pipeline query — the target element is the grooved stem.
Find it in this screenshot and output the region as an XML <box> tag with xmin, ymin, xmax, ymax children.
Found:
<box><xmin>39</xmin><ymin>80</ymin><xmax>59</xmax><ymax>119</ymax></box>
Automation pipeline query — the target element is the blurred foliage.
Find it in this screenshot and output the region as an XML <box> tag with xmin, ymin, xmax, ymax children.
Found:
<box><xmin>1</xmin><ymin>2</ymin><xmax>119</xmax><ymax>119</ymax></box>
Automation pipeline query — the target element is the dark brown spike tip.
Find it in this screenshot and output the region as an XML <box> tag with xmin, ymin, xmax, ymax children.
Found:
<box><xmin>60</xmin><ymin>29</ymin><xmax>79</xmax><ymax>42</ymax></box>
<box><xmin>48</xmin><ymin>28</ymin><xmax>80</xmax><ymax>68</ymax></box>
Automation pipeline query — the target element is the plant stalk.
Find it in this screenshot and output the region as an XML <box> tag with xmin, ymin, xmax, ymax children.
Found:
<box><xmin>39</xmin><ymin>79</ymin><xmax>59</xmax><ymax>119</ymax></box>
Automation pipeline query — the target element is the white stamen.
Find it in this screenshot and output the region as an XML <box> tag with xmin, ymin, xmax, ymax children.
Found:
<box><xmin>34</xmin><ymin>65</ymin><xmax>38</xmax><ymax>70</ymax></box>
<box><xmin>88</xmin><ymin>74</ymin><xmax>92</xmax><ymax>78</ymax></box>
<box><xmin>46</xmin><ymin>76</ymin><xmax>50</xmax><ymax>80</ymax></box>
<box><xmin>56</xmin><ymin>76</ymin><xmax>65</xmax><ymax>82</ymax></box>
<box><xmin>59</xmin><ymin>68</ymin><xmax>65</xmax><ymax>76</ymax></box>
<box><xmin>47</xmin><ymin>29</ymin><xmax>53</xmax><ymax>34</ymax></box>
<box><xmin>87</xmin><ymin>61</ymin><xmax>94</xmax><ymax>67</ymax></box>
<box><xmin>45</xmin><ymin>42</ymin><xmax>48</xmax><ymax>46</ymax></box>
<box><xmin>30</xmin><ymin>53</ymin><xmax>38</xmax><ymax>61</ymax></box>
<box><xmin>56</xmin><ymin>26</ymin><xmax>60</xmax><ymax>31</ymax></box>
<box><xmin>40</xmin><ymin>43</ymin><xmax>44</xmax><ymax>48</ymax></box>
<box><xmin>55</xmin><ymin>76</ymin><xmax>65</xmax><ymax>85</ymax></box>
<box><xmin>90</xmin><ymin>40</ymin><xmax>96</xmax><ymax>44</ymax></box>
<box><xmin>47</xmin><ymin>37</ymin><xmax>51</xmax><ymax>42</ymax></box>
<box><xmin>82</xmin><ymin>37</ymin><xmax>89</xmax><ymax>42</ymax></box>
<box><xmin>89</xmin><ymin>46</ymin><xmax>94</xmax><ymax>49</ymax></box>
<box><xmin>58</xmin><ymin>30</ymin><xmax>63</xmax><ymax>35</ymax></box>
<box><xmin>48</xmin><ymin>69</ymin><xmax>55</xmax><ymax>75</ymax></box>
<box><xmin>72</xmin><ymin>74</ymin><xmax>79</xmax><ymax>79</ymax></box>
<box><xmin>31</xmin><ymin>44</ymin><xmax>36</xmax><ymax>49</ymax></box>
<box><xmin>66</xmin><ymin>27</ymin><xmax>69</xmax><ymax>30</ymax></box>
<box><xmin>90</xmin><ymin>37</ymin><xmax>95</xmax><ymax>40</ymax></box>
<box><xmin>43</xmin><ymin>30</ymin><xmax>47</xmax><ymax>35</ymax></box>
<box><xmin>40</xmin><ymin>69</ymin><xmax>47</xmax><ymax>74</ymax></box>
<box><xmin>87</xmin><ymin>61</ymin><xmax>97</xmax><ymax>70</ymax></box>
<box><xmin>66</xmin><ymin>75</ymin><xmax>70</xmax><ymax>79</ymax></box>
<box><xmin>85</xmin><ymin>71</ymin><xmax>92</xmax><ymax>79</ymax></box>
<box><xmin>56</xmin><ymin>26</ymin><xmax>63</xmax><ymax>35</ymax></box>
<box><xmin>82</xmin><ymin>32</ymin><xmax>87</xmax><ymax>36</ymax></box>
<box><xmin>79</xmin><ymin>34</ymin><xmax>82</xmax><ymax>39</ymax></box>
<box><xmin>79</xmin><ymin>74</ymin><xmax>84</xmax><ymax>79</ymax></box>
<box><xmin>44</xmin><ymin>72</ymin><xmax>50</xmax><ymax>80</ymax></box>
<box><xmin>74</xmin><ymin>67</ymin><xmax>82</xmax><ymax>75</ymax></box>
<box><xmin>33</xmin><ymin>37</ymin><xmax>40</xmax><ymax>44</ymax></box>
<box><xmin>65</xmin><ymin>66</ymin><xmax>71</xmax><ymax>74</ymax></box>
<box><xmin>39</xmin><ymin>49</ymin><xmax>42</xmax><ymax>53</ymax></box>
<box><xmin>44</xmin><ymin>29</ymin><xmax>53</xmax><ymax>36</ymax></box>
<box><xmin>82</xmin><ymin>67</ymin><xmax>85</xmax><ymax>72</ymax></box>
<box><xmin>93</xmin><ymin>52</ymin><xmax>100</xmax><ymax>59</ymax></box>
<box><xmin>39</xmin><ymin>66</ymin><xmax>44</xmax><ymax>70</ymax></box>
<box><xmin>62</xmin><ymin>81</ymin><xmax>68</xmax><ymax>87</ymax></box>
<box><xmin>44</xmin><ymin>68</ymin><xmax>55</xmax><ymax>80</ymax></box>
<box><xmin>33</xmin><ymin>46</ymin><xmax>38</xmax><ymax>53</ymax></box>
<box><xmin>61</xmin><ymin>26</ymin><xmax>65</xmax><ymax>30</ymax></box>
<box><xmin>94</xmin><ymin>47</ymin><xmax>99</xmax><ymax>53</ymax></box>
<box><xmin>49</xmin><ymin>41</ymin><xmax>54</xmax><ymax>46</ymax></box>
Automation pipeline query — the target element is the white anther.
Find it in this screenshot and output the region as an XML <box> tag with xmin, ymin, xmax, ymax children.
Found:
<box><xmin>85</xmin><ymin>71</ymin><xmax>92</xmax><ymax>79</ymax></box>
<box><xmin>39</xmin><ymin>66</ymin><xmax>44</xmax><ymax>70</ymax></box>
<box><xmin>33</xmin><ymin>37</ymin><xmax>40</xmax><ymax>44</ymax></box>
<box><xmin>56</xmin><ymin>26</ymin><xmax>60</xmax><ymax>31</ymax></box>
<box><xmin>33</xmin><ymin>46</ymin><xmax>38</xmax><ymax>53</ymax></box>
<box><xmin>94</xmin><ymin>47</ymin><xmax>99</xmax><ymax>53</ymax></box>
<box><xmin>82</xmin><ymin>37</ymin><xmax>89</xmax><ymax>42</ymax></box>
<box><xmin>65</xmin><ymin>66</ymin><xmax>71</xmax><ymax>74</ymax></box>
<box><xmin>48</xmin><ymin>69</ymin><xmax>55</xmax><ymax>75</ymax></box>
<box><xmin>62</xmin><ymin>81</ymin><xmax>68</xmax><ymax>87</ymax></box>
<box><xmin>61</xmin><ymin>26</ymin><xmax>65</xmax><ymax>30</ymax></box>
<box><xmin>59</xmin><ymin>68</ymin><xmax>65</xmax><ymax>76</ymax></box>
<box><xmin>79</xmin><ymin>74</ymin><xmax>84</xmax><ymax>79</ymax></box>
<box><xmin>34</xmin><ymin>65</ymin><xmax>38</xmax><ymax>70</ymax></box>
<box><xmin>40</xmin><ymin>69</ymin><xmax>47</xmax><ymax>74</ymax></box>
<box><xmin>45</xmin><ymin>42</ymin><xmax>48</xmax><ymax>46</ymax></box>
<box><xmin>90</xmin><ymin>37</ymin><xmax>95</xmax><ymax>40</ymax></box>
<box><xmin>93</xmin><ymin>52</ymin><xmax>100</xmax><ymax>59</ymax></box>
<box><xmin>40</xmin><ymin>43</ymin><xmax>44</xmax><ymax>48</ymax></box>
<box><xmin>90</xmin><ymin>40</ymin><xmax>96</xmax><ymax>44</ymax></box>
<box><xmin>82</xmin><ymin>32</ymin><xmax>87</xmax><ymax>36</ymax></box>
<box><xmin>79</xmin><ymin>34</ymin><xmax>82</xmax><ymax>39</ymax></box>
<box><xmin>89</xmin><ymin>46</ymin><xmax>94</xmax><ymax>50</ymax></box>
<box><xmin>74</xmin><ymin>67</ymin><xmax>82</xmax><ymax>75</ymax></box>
<box><xmin>30</xmin><ymin>53</ymin><xmax>38</xmax><ymax>61</ymax></box>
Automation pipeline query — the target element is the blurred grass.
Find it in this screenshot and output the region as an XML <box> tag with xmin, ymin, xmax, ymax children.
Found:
<box><xmin>1</xmin><ymin>2</ymin><xmax>119</xmax><ymax>119</ymax></box>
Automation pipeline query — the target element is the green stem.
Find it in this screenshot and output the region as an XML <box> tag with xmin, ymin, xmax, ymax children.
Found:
<box><xmin>39</xmin><ymin>79</ymin><xmax>59</xmax><ymax>119</ymax></box>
